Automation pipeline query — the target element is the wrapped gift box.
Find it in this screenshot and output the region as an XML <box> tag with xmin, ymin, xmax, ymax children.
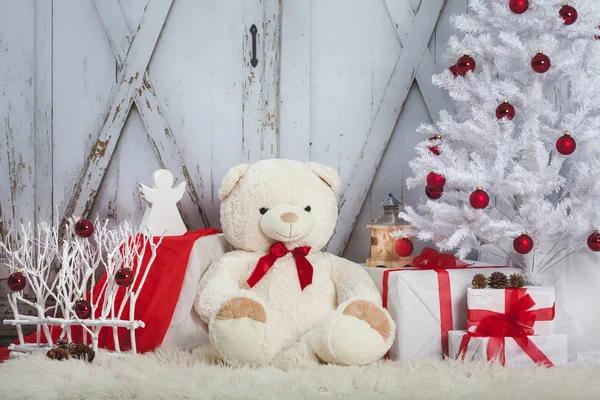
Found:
<box><xmin>467</xmin><ymin>287</ymin><xmax>555</xmax><ymax>335</ymax></box>
<box><xmin>448</xmin><ymin>330</ymin><xmax>568</xmax><ymax>367</ymax></box>
<box><xmin>365</xmin><ymin>262</ymin><xmax>520</xmax><ymax>360</ymax></box>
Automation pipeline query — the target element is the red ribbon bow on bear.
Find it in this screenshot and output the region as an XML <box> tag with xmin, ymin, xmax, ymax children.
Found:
<box><xmin>247</xmin><ymin>242</ymin><xmax>313</xmax><ymax>290</ymax></box>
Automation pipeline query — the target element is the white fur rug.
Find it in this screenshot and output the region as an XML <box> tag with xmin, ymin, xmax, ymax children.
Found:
<box><xmin>1</xmin><ymin>347</ymin><xmax>600</xmax><ymax>400</ymax></box>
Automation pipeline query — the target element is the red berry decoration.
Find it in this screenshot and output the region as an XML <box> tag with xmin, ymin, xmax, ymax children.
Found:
<box><xmin>456</xmin><ymin>54</ymin><xmax>476</xmax><ymax>76</ymax></box>
<box><xmin>509</xmin><ymin>0</ymin><xmax>529</xmax><ymax>14</ymax></box>
<box><xmin>74</xmin><ymin>219</ymin><xmax>94</xmax><ymax>238</ymax></box>
<box><xmin>513</xmin><ymin>233</ymin><xmax>534</xmax><ymax>255</ymax></box>
<box><xmin>74</xmin><ymin>299</ymin><xmax>92</xmax><ymax>319</ymax></box>
<box><xmin>469</xmin><ymin>187</ymin><xmax>490</xmax><ymax>209</ymax></box>
<box><xmin>427</xmin><ymin>172</ymin><xmax>446</xmax><ymax>190</ymax></box>
<box><xmin>531</xmin><ymin>51</ymin><xmax>551</xmax><ymax>74</ymax></box>
<box><xmin>587</xmin><ymin>231</ymin><xmax>600</xmax><ymax>252</ymax></box>
<box><xmin>395</xmin><ymin>238</ymin><xmax>414</xmax><ymax>257</ymax></box>
<box><xmin>428</xmin><ymin>135</ymin><xmax>441</xmax><ymax>155</ymax></box>
<box><xmin>559</xmin><ymin>3</ymin><xmax>578</xmax><ymax>25</ymax></box>
<box><xmin>115</xmin><ymin>267</ymin><xmax>134</xmax><ymax>288</ymax></box>
<box><xmin>556</xmin><ymin>132</ymin><xmax>576</xmax><ymax>155</ymax></box>
<box><xmin>496</xmin><ymin>100</ymin><xmax>515</xmax><ymax>120</ymax></box>
<box><xmin>7</xmin><ymin>272</ymin><xmax>26</xmax><ymax>292</ymax></box>
<box><xmin>449</xmin><ymin>65</ymin><xmax>460</xmax><ymax>78</ymax></box>
<box><xmin>425</xmin><ymin>186</ymin><xmax>443</xmax><ymax>200</ymax></box>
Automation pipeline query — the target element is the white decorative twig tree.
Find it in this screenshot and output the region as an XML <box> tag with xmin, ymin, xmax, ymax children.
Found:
<box><xmin>1</xmin><ymin>216</ymin><xmax>163</xmax><ymax>353</ymax></box>
<box><xmin>397</xmin><ymin>0</ymin><xmax>600</xmax><ymax>283</ymax></box>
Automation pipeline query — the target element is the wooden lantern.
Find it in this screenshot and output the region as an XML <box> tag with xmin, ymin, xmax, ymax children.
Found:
<box><xmin>366</xmin><ymin>193</ymin><xmax>414</xmax><ymax>268</ymax></box>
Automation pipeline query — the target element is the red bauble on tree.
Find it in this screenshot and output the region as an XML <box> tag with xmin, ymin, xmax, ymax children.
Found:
<box><xmin>559</xmin><ymin>3</ymin><xmax>578</xmax><ymax>25</ymax></box>
<box><xmin>74</xmin><ymin>219</ymin><xmax>94</xmax><ymax>238</ymax></box>
<box><xmin>115</xmin><ymin>267</ymin><xmax>135</xmax><ymax>288</ymax></box>
<box><xmin>425</xmin><ymin>186</ymin><xmax>443</xmax><ymax>200</ymax></box>
<box><xmin>556</xmin><ymin>132</ymin><xmax>576</xmax><ymax>155</ymax></box>
<box><xmin>513</xmin><ymin>233</ymin><xmax>534</xmax><ymax>254</ymax></box>
<box><xmin>456</xmin><ymin>54</ymin><xmax>476</xmax><ymax>76</ymax></box>
<box><xmin>469</xmin><ymin>187</ymin><xmax>490</xmax><ymax>209</ymax></box>
<box><xmin>509</xmin><ymin>0</ymin><xmax>529</xmax><ymax>14</ymax></box>
<box><xmin>496</xmin><ymin>100</ymin><xmax>515</xmax><ymax>120</ymax></box>
<box><xmin>395</xmin><ymin>238</ymin><xmax>414</xmax><ymax>257</ymax></box>
<box><xmin>531</xmin><ymin>51</ymin><xmax>551</xmax><ymax>73</ymax></box>
<box><xmin>595</xmin><ymin>26</ymin><xmax>600</xmax><ymax>40</ymax></box>
<box><xmin>428</xmin><ymin>135</ymin><xmax>441</xmax><ymax>155</ymax></box>
<box><xmin>7</xmin><ymin>271</ymin><xmax>26</xmax><ymax>292</ymax></box>
<box><xmin>74</xmin><ymin>299</ymin><xmax>92</xmax><ymax>319</ymax></box>
<box><xmin>449</xmin><ymin>64</ymin><xmax>460</xmax><ymax>78</ymax></box>
<box><xmin>427</xmin><ymin>172</ymin><xmax>446</xmax><ymax>190</ymax></box>
<box><xmin>587</xmin><ymin>231</ymin><xmax>600</xmax><ymax>252</ymax></box>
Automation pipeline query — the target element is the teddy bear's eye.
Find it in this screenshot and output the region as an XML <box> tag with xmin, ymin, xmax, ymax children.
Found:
<box><xmin>259</xmin><ymin>207</ymin><xmax>269</xmax><ymax>215</ymax></box>
<box><xmin>305</xmin><ymin>206</ymin><xmax>311</xmax><ymax>212</ymax></box>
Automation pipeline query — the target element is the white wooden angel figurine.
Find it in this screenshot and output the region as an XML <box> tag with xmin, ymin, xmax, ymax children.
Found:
<box><xmin>139</xmin><ymin>169</ymin><xmax>187</xmax><ymax>236</ymax></box>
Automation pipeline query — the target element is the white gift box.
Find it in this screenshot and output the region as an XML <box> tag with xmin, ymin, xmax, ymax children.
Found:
<box><xmin>365</xmin><ymin>263</ymin><xmax>520</xmax><ymax>360</ymax></box>
<box><xmin>448</xmin><ymin>330</ymin><xmax>568</xmax><ymax>367</ymax></box>
<box><xmin>466</xmin><ymin>287</ymin><xmax>555</xmax><ymax>336</ymax></box>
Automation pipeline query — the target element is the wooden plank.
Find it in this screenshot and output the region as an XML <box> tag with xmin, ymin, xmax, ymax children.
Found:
<box><xmin>385</xmin><ymin>0</ymin><xmax>454</xmax><ymax>120</ymax></box>
<box><xmin>0</xmin><ymin>0</ymin><xmax>36</xmax><ymax>237</ymax></box>
<box><xmin>34</xmin><ymin>0</ymin><xmax>53</xmax><ymax>225</ymax></box>
<box><xmin>241</xmin><ymin>0</ymin><xmax>282</xmax><ymax>162</ymax></box>
<box><xmin>279</xmin><ymin>0</ymin><xmax>311</xmax><ymax>161</ymax></box>
<box><xmin>94</xmin><ymin>0</ymin><xmax>210</xmax><ymax>228</ymax></box>
<box><xmin>63</xmin><ymin>0</ymin><xmax>173</xmax><ymax>222</ymax></box>
<box><xmin>327</xmin><ymin>0</ymin><xmax>446</xmax><ymax>255</ymax></box>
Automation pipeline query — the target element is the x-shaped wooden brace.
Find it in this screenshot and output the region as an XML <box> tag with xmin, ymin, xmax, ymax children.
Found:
<box><xmin>328</xmin><ymin>0</ymin><xmax>450</xmax><ymax>255</ymax></box>
<box><xmin>64</xmin><ymin>0</ymin><xmax>210</xmax><ymax>228</ymax></box>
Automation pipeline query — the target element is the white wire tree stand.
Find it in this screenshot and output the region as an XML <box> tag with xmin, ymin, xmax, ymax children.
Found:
<box><xmin>1</xmin><ymin>216</ymin><xmax>164</xmax><ymax>354</ymax></box>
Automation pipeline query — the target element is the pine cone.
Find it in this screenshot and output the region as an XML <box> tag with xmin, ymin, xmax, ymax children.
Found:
<box><xmin>488</xmin><ymin>271</ymin><xmax>509</xmax><ymax>289</ymax></box>
<box><xmin>69</xmin><ymin>343</ymin><xmax>95</xmax><ymax>363</ymax></box>
<box><xmin>471</xmin><ymin>273</ymin><xmax>488</xmax><ymax>289</ymax></box>
<box><xmin>56</xmin><ymin>338</ymin><xmax>70</xmax><ymax>349</ymax></box>
<box><xmin>46</xmin><ymin>347</ymin><xmax>71</xmax><ymax>361</ymax></box>
<box><xmin>509</xmin><ymin>273</ymin><xmax>525</xmax><ymax>288</ymax></box>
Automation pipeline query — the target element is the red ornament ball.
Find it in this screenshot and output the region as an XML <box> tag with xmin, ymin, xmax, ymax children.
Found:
<box><xmin>496</xmin><ymin>100</ymin><xmax>515</xmax><ymax>120</ymax></box>
<box><xmin>428</xmin><ymin>135</ymin><xmax>441</xmax><ymax>155</ymax></box>
<box><xmin>456</xmin><ymin>54</ymin><xmax>476</xmax><ymax>76</ymax></box>
<box><xmin>587</xmin><ymin>231</ymin><xmax>600</xmax><ymax>252</ymax></box>
<box><xmin>74</xmin><ymin>299</ymin><xmax>92</xmax><ymax>319</ymax></box>
<box><xmin>595</xmin><ymin>26</ymin><xmax>600</xmax><ymax>40</ymax></box>
<box><xmin>395</xmin><ymin>238</ymin><xmax>414</xmax><ymax>257</ymax></box>
<box><xmin>559</xmin><ymin>4</ymin><xmax>578</xmax><ymax>25</ymax></box>
<box><xmin>509</xmin><ymin>0</ymin><xmax>529</xmax><ymax>14</ymax></box>
<box><xmin>74</xmin><ymin>219</ymin><xmax>94</xmax><ymax>238</ymax></box>
<box><xmin>425</xmin><ymin>185</ymin><xmax>443</xmax><ymax>200</ymax></box>
<box><xmin>469</xmin><ymin>188</ymin><xmax>490</xmax><ymax>209</ymax></box>
<box><xmin>115</xmin><ymin>267</ymin><xmax>134</xmax><ymax>287</ymax></box>
<box><xmin>7</xmin><ymin>272</ymin><xmax>26</xmax><ymax>292</ymax></box>
<box><xmin>449</xmin><ymin>64</ymin><xmax>460</xmax><ymax>78</ymax></box>
<box><xmin>427</xmin><ymin>172</ymin><xmax>446</xmax><ymax>190</ymax></box>
<box><xmin>531</xmin><ymin>52</ymin><xmax>551</xmax><ymax>73</ymax></box>
<box><xmin>513</xmin><ymin>233</ymin><xmax>534</xmax><ymax>254</ymax></box>
<box><xmin>556</xmin><ymin>132</ymin><xmax>576</xmax><ymax>155</ymax></box>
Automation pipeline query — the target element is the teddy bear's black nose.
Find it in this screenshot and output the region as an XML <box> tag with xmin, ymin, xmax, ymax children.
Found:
<box><xmin>280</xmin><ymin>212</ymin><xmax>299</xmax><ymax>223</ymax></box>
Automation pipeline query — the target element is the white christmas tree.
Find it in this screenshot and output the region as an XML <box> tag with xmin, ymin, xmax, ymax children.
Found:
<box><xmin>397</xmin><ymin>0</ymin><xmax>600</xmax><ymax>283</ymax></box>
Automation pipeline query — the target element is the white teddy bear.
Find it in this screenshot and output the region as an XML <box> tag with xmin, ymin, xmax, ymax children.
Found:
<box><xmin>195</xmin><ymin>159</ymin><xmax>395</xmax><ymax>366</ymax></box>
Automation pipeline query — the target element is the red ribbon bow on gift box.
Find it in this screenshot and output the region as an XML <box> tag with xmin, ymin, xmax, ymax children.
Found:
<box><xmin>412</xmin><ymin>247</ymin><xmax>470</xmax><ymax>269</ymax></box>
<box><xmin>247</xmin><ymin>242</ymin><xmax>313</xmax><ymax>290</ymax></box>
<box><xmin>458</xmin><ymin>288</ymin><xmax>555</xmax><ymax>367</ymax></box>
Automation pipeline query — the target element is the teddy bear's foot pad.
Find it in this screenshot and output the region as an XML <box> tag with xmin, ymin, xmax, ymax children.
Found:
<box><xmin>330</xmin><ymin>314</ymin><xmax>388</xmax><ymax>365</ymax></box>
<box><xmin>210</xmin><ymin>317</ymin><xmax>266</xmax><ymax>365</ymax></box>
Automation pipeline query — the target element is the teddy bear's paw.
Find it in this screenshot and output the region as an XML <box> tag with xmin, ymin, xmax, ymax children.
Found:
<box><xmin>209</xmin><ymin>297</ymin><xmax>267</xmax><ymax>365</ymax></box>
<box><xmin>327</xmin><ymin>300</ymin><xmax>391</xmax><ymax>365</ymax></box>
<box><xmin>342</xmin><ymin>300</ymin><xmax>390</xmax><ymax>341</ymax></box>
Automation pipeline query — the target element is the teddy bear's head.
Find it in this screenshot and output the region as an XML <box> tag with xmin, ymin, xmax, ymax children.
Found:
<box><xmin>218</xmin><ymin>159</ymin><xmax>341</xmax><ymax>253</ymax></box>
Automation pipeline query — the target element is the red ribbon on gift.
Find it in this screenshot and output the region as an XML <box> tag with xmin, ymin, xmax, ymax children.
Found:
<box><xmin>458</xmin><ymin>288</ymin><xmax>554</xmax><ymax>367</ymax></box>
<box><xmin>383</xmin><ymin>248</ymin><xmax>472</xmax><ymax>358</ymax></box>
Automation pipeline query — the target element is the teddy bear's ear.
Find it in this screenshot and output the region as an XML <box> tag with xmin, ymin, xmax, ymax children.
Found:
<box><xmin>307</xmin><ymin>162</ymin><xmax>341</xmax><ymax>194</ymax></box>
<box><xmin>218</xmin><ymin>163</ymin><xmax>250</xmax><ymax>201</ymax></box>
